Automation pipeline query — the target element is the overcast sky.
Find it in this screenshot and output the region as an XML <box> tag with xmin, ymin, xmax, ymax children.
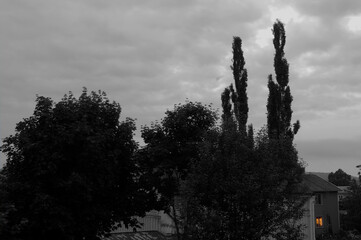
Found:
<box><xmin>2</xmin><ymin>0</ymin><xmax>361</xmax><ymax>176</ymax></box>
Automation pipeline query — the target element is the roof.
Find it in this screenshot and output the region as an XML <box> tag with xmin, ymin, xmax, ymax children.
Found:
<box><xmin>103</xmin><ymin>231</ymin><xmax>168</xmax><ymax>240</ymax></box>
<box><xmin>338</xmin><ymin>186</ymin><xmax>351</xmax><ymax>190</ymax></box>
<box><xmin>338</xmin><ymin>186</ymin><xmax>352</xmax><ymax>193</ymax></box>
<box><xmin>302</xmin><ymin>173</ymin><xmax>340</xmax><ymax>193</ymax></box>
<box><xmin>307</xmin><ymin>172</ymin><xmax>329</xmax><ymax>181</ymax></box>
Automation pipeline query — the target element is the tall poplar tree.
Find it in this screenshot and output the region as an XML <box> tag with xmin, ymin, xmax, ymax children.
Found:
<box><xmin>182</xmin><ymin>22</ymin><xmax>305</xmax><ymax>240</ymax></box>
<box><xmin>230</xmin><ymin>36</ymin><xmax>249</xmax><ymax>136</ymax></box>
<box><xmin>267</xmin><ymin>20</ymin><xmax>300</xmax><ymax>140</ymax></box>
<box><xmin>221</xmin><ymin>87</ymin><xmax>232</xmax><ymax>123</ymax></box>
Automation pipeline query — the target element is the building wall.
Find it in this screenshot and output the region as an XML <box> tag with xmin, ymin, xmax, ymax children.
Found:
<box><xmin>338</xmin><ymin>186</ymin><xmax>351</xmax><ymax>215</ymax></box>
<box><xmin>113</xmin><ymin>210</ymin><xmax>176</xmax><ymax>235</ymax></box>
<box><xmin>314</xmin><ymin>192</ymin><xmax>340</xmax><ymax>236</ymax></box>
<box><xmin>300</xmin><ymin>196</ymin><xmax>316</xmax><ymax>240</ymax></box>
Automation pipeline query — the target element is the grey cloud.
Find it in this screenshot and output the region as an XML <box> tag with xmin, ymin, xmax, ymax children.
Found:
<box><xmin>274</xmin><ymin>13</ymin><xmax>361</xmax><ymax>118</ymax></box>
<box><xmin>290</xmin><ymin>0</ymin><xmax>361</xmax><ymax>21</ymax></box>
<box><xmin>2</xmin><ymin>0</ymin><xmax>361</xmax><ymax>175</ymax></box>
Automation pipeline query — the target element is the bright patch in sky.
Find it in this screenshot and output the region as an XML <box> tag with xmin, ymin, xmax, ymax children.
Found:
<box><xmin>346</xmin><ymin>15</ymin><xmax>361</xmax><ymax>32</ymax></box>
<box><xmin>298</xmin><ymin>66</ymin><xmax>316</xmax><ymax>78</ymax></box>
<box><xmin>212</xmin><ymin>83</ymin><xmax>229</xmax><ymax>93</ymax></box>
<box><xmin>342</xmin><ymin>92</ymin><xmax>361</xmax><ymax>100</ymax></box>
<box><xmin>269</xmin><ymin>6</ymin><xmax>301</xmax><ymax>23</ymax></box>
<box><xmin>254</xmin><ymin>6</ymin><xmax>301</xmax><ymax>48</ymax></box>
<box><xmin>170</xmin><ymin>65</ymin><xmax>183</xmax><ymax>74</ymax></box>
<box><xmin>255</xmin><ymin>28</ymin><xmax>272</xmax><ymax>48</ymax></box>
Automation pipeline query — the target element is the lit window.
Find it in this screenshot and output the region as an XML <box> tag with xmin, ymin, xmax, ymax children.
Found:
<box><xmin>316</xmin><ymin>217</ymin><xmax>323</xmax><ymax>227</ymax></box>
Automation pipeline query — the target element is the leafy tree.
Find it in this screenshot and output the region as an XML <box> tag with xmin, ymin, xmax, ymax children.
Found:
<box><xmin>229</xmin><ymin>36</ymin><xmax>249</xmax><ymax>136</ymax></box>
<box><xmin>0</xmin><ymin>170</ymin><xmax>18</xmax><ymax>239</ymax></box>
<box><xmin>221</xmin><ymin>87</ymin><xmax>232</xmax><ymax>123</ymax></box>
<box><xmin>181</xmin><ymin>21</ymin><xmax>305</xmax><ymax>240</ymax></box>
<box><xmin>267</xmin><ymin>20</ymin><xmax>300</xmax><ymax>140</ymax></box>
<box><xmin>342</xmin><ymin>181</ymin><xmax>361</xmax><ymax>233</ymax></box>
<box><xmin>223</xmin><ymin>37</ymin><xmax>253</xmax><ymax>147</ymax></box>
<box><xmin>138</xmin><ymin>101</ymin><xmax>217</xmax><ymax>239</ymax></box>
<box><xmin>0</xmin><ymin>89</ymin><xmax>156</xmax><ymax>240</ymax></box>
<box><xmin>182</xmin><ymin>128</ymin><xmax>305</xmax><ymax>240</ymax></box>
<box><xmin>328</xmin><ymin>169</ymin><xmax>352</xmax><ymax>186</ymax></box>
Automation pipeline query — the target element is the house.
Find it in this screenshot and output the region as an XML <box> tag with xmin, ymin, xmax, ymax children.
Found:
<box><xmin>103</xmin><ymin>210</ymin><xmax>177</xmax><ymax>240</ymax></box>
<box><xmin>300</xmin><ymin>195</ymin><xmax>316</xmax><ymax>240</ymax></box>
<box><xmin>337</xmin><ymin>185</ymin><xmax>351</xmax><ymax>214</ymax></box>
<box><xmin>111</xmin><ymin>210</ymin><xmax>176</xmax><ymax>235</ymax></box>
<box><xmin>103</xmin><ymin>231</ymin><xmax>168</xmax><ymax>240</ymax></box>
<box><xmin>338</xmin><ymin>186</ymin><xmax>352</xmax><ymax>202</ymax></box>
<box><xmin>105</xmin><ymin>174</ymin><xmax>341</xmax><ymax>240</ymax></box>
<box><xmin>302</xmin><ymin>173</ymin><xmax>340</xmax><ymax>237</ymax></box>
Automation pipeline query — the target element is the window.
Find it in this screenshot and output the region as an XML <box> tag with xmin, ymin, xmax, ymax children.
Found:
<box><xmin>315</xmin><ymin>193</ymin><xmax>322</xmax><ymax>204</ymax></box>
<box><xmin>316</xmin><ymin>217</ymin><xmax>323</xmax><ymax>228</ymax></box>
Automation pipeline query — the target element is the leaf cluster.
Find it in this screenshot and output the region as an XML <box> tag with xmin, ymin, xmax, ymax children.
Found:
<box><xmin>267</xmin><ymin>20</ymin><xmax>300</xmax><ymax>140</ymax></box>
<box><xmin>328</xmin><ymin>169</ymin><xmax>352</xmax><ymax>186</ymax></box>
<box><xmin>138</xmin><ymin>101</ymin><xmax>218</xmax><ymax>206</ymax></box>
<box><xmin>341</xmin><ymin>182</ymin><xmax>361</xmax><ymax>233</ymax></box>
<box><xmin>178</xmin><ymin>20</ymin><xmax>305</xmax><ymax>240</ymax></box>
<box><xmin>181</xmin><ymin>126</ymin><xmax>305</xmax><ymax>240</ymax></box>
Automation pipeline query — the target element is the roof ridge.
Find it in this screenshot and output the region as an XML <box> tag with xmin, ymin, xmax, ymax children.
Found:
<box><xmin>302</xmin><ymin>173</ymin><xmax>340</xmax><ymax>192</ymax></box>
<box><xmin>309</xmin><ymin>173</ymin><xmax>341</xmax><ymax>191</ymax></box>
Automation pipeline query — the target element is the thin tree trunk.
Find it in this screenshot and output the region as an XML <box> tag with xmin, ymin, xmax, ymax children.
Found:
<box><xmin>170</xmin><ymin>198</ymin><xmax>181</xmax><ymax>240</ymax></box>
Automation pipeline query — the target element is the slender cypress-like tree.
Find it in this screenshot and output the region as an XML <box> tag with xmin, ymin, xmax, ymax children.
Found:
<box><xmin>221</xmin><ymin>87</ymin><xmax>232</xmax><ymax>123</ymax></box>
<box><xmin>267</xmin><ymin>20</ymin><xmax>300</xmax><ymax>140</ymax></box>
<box><xmin>230</xmin><ymin>37</ymin><xmax>249</xmax><ymax>136</ymax></box>
<box><xmin>182</xmin><ymin>24</ymin><xmax>305</xmax><ymax>240</ymax></box>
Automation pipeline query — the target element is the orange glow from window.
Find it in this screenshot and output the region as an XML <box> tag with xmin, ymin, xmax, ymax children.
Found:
<box><xmin>316</xmin><ymin>217</ymin><xmax>323</xmax><ymax>227</ymax></box>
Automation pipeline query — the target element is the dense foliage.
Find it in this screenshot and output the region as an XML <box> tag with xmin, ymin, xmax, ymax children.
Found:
<box><xmin>138</xmin><ymin>101</ymin><xmax>218</xmax><ymax>238</ymax></box>
<box><xmin>328</xmin><ymin>169</ymin><xmax>352</xmax><ymax>186</ymax></box>
<box><xmin>229</xmin><ymin>36</ymin><xmax>249</xmax><ymax>136</ymax></box>
<box><xmin>181</xmin><ymin>127</ymin><xmax>305</xmax><ymax>240</ymax></box>
<box><xmin>1</xmin><ymin>20</ymin><xmax>308</xmax><ymax>240</ymax></box>
<box><xmin>342</xmin><ymin>181</ymin><xmax>361</xmax><ymax>233</ymax></box>
<box><xmin>139</xmin><ymin>101</ymin><xmax>217</xmax><ymax>197</ymax></box>
<box><xmin>267</xmin><ymin>20</ymin><xmax>300</xmax><ymax>140</ymax></box>
<box><xmin>177</xmin><ymin>21</ymin><xmax>305</xmax><ymax>240</ymax></box>
<box><xmin>0</xmin><ymin>89</ymin><xmax>156</xmax><ymax>240</ymax></box>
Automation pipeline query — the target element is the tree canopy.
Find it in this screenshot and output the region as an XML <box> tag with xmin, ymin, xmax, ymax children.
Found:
<box><xmin>182</xmin><ymin>129</ymin><xmax>305</xmax><ymax>240</ymax></box>
<box><xmin>0</xmin><ymin>89</ymin><xmax>156</xmax><ymax>240</ymax></box>
<box><xmin>139</xmin><ymin>101</ymin><xmax>218</xmax><ymax>194</ymax></box>
<box><xmin>138</xmin><ymin>101</ymin><xmax>218</xmax><ymax>238</ymax></box>
<box><xmin>328</xmin><ymin>169</ymin><xmax>352</xmax><ymax>186</ymax></box>
<box><xmin>230</xmin><ymin>36</ymin><xmax>249</xmax><ymax>136</ymax></box>
<box><xmin>342</xmin><ymin>181</ymin><xmax>361</xmax><ymax>233</ymax></box>
<box><xmin>267</xmin><ymin>20</ymin><xmax>300</xmax><ymax>140</ymax></box>
<box><xmin>1</xmin><ymin>20</ymin><xmax>308</xmax><ymax>240</ymax></box>
<box><xmin>179</xmin><ymin>21</ymin><xmax>305</xmax><ymax>240</ymax></box>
